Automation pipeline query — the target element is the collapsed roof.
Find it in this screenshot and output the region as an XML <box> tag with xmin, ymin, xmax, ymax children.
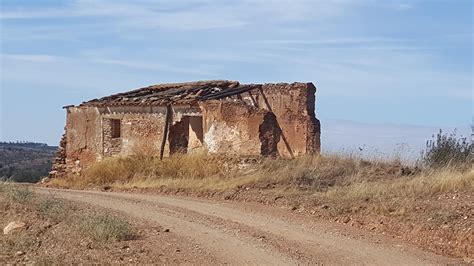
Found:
<box><xmin>81</xmin><ymin>80</ymin><xmax>262</xmax><ymax>107</ymax></box>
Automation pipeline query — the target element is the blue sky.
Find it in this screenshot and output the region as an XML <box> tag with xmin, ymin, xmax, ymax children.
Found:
<box><xmin>0</xmin><ymin>0</ymin><xmax>472</xmax><ymax>153</ymax></box>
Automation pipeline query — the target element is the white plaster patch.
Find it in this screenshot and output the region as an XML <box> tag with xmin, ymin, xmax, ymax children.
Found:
<box><xmin>204</xmin><ymin>123</ymin><xmax>241</xmax><ymax>153</ymax></box>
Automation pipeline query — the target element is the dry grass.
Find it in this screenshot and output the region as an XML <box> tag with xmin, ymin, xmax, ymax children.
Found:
<box><xmin>75</xmin><ymin>214</ymin><xmax>135</xmax><ymax>242</ymax></box>
<box><xmin>319</xmin><ymin>167</ymin><xmax>473</xmax><ymax>204</ymax></box>
<box><xmin>3</xmin><ymin>231</ymin><xmax>36</xmax><ymax>251</ymax></box>
<box><xmin>2</xmin><ymin>185</ymin><xmax>33</xmax><ymax>204</ymax></box>
<box><xmin>49</xmin><ymin>153</ymin><xmax>473</xmax><ymax>199</ymax></box>
<box><xmin>0</xmin><ymin>184</ymin><xmax>136</xmax><ymax>243</ymax></box>
<box><xmin>37</xmin><ymin>196</ymin><xmax>72</xmax><ymax>223</ymax></box>
<box><xmin>50</xmin><ymin>153</ymin><xmax>225</xmax><ymax>188</ymax></box>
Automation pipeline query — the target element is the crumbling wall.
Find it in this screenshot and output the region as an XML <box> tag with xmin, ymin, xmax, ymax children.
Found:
<box><xmin>243</xmin><ymin>83</ymin><xmax>321</xmax><ymax>157</ymax></box>
<box><xmin>99</xmin><ymin>109</ymin><xmax>168</xmax><ymax>157</ymax></box>
<box><xmin>259</xmin><ymin>112</ymin><xmax>282</xmax><ymax>157</ymax></box>
<box><xmin>64</xmin><ymin>106</ymin><xmax>102</xmax><ymax>175</ymax></box>
<box><xmin>169</xmin><ymin>117</ymin><xmax>190</xmax><ymax>154</ymax></box>
<box><xmin>200</xmin><ymin>101</ymin><xmax>268</xmax><ymax>156</ymax></box>
<box><xmin>102</xmin><ymin>118</ymin><xmax>122</xmax><ymax>156</ymax></box>
<box><xmin>198</xmin><ymin>83</ymin><xmax>320</xmax><ymax>158</ymax></box>
<box><xmin>63</xmin><ymin>105</ymin><xmax>203</xmax><ymax>175</ymax></box>
<box><xmin>188</xmin><ymin>116</ymin><xmax>205</xmax><ymax>153</ymax></box>
<box><xmin>49</xmin><ymin>132</ymin><xmax>67</xmax><ymax>179</ymax></box>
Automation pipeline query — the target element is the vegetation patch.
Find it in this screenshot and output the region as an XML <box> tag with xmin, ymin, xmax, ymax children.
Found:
<box><xmin>4</xmin><ymin>186</ymin><xmax>33</xmax><ymax>204</ymax></box>
<box><xmin>0</xmin><ymin>185</ymin><xmax>136</xmax><ymax>251</ymax></box>
<box><xmin>0</xmin><ymin>142</ymin><xmax>56</xmax><ymax>183</ymax></box>
<box><xmin>37</xmin><ymin>196</ymin><xmax>72</xmax><ymax>223</ymax></box>
<box><xmin>422</xmin><ymin>130</ymin><xmax>473</xmax><ymax>169</ymax></box>
<box><xmin>75</xmin><ymin>214</ymin><xmax>135</xmax><ymax>242</ymax></box>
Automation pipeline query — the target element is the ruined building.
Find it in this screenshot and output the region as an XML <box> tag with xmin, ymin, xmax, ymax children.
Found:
<box><xmin>50</xmin><ymin>80</ymin><xmax>320</xmax><ymax>177</ymax></box>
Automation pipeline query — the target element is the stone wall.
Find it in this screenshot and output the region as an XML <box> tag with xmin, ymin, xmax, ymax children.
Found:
<box><xmin>62</xmin><ymin>105</ymin><xmax>203</xmax><ymax>175</ymax></box>
<box><xmin>200</xmin><ymin>101</ymin><xmax>267</xmax><ymax>156</ymax></box>
<box><xmin>64</xmin><ymin>106</ymin><xmax>102</xmax><ymax>176</ymax></box>
<box><xmin>49</xmin><ymin>132</ymin><xmax>67</xmax><ymax>179</ymax></box>
<box><xmin>258</xmin><ymin>82</ymin><xmax>321</xmax><ymax>157</ymax></box>
<box><xmin>227</xmin><ymin>82</ymin><xmax>320</xmax><ymax>158</ymax></box>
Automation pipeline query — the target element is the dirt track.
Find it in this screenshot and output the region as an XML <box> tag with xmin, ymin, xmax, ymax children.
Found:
<box><xmin>34</xmin><ymin>188</ymin><xmax>460</xmax><ymax>265</ymax></box>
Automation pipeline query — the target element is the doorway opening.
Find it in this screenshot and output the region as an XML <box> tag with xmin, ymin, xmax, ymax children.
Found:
<box><xmin>168</xmin><ymin>116</ymin><xmax>204</xmax><ymax>155</ymax></box>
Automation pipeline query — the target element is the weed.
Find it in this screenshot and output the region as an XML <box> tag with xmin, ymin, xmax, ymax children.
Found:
<box><xmin>37</xmin><ymin>196</ymin><xmax>72</xmax><ymax>222</ymax></box>
<box><xmin>76</xmin><ymin>214</ymin><xmax>135</xmax><ymax>242</ymax></box>
<box><xmin>5</xmin><ymin>186</ymin><xmax>33</xmax><ymax>204</ymax></box>
<box><xmin>3</xmin><ymin>231</ymin><xmax>35</xmax><ymax>251</ymax></box>
<box><xmin>422</xmin><ymin>130</ymin><xmax>473</xmax><ymax>169</ymax></box>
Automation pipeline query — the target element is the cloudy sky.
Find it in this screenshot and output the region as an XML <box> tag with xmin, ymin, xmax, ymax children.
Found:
<box><xmin>0</xmin><ymin>0</ymin><xmax>472</xmax><ymax>157</ymax></box>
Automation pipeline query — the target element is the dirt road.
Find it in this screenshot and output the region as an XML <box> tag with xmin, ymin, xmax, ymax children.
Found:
<box><xmin>34</xmin><ymin>187</ymin><xmax>459</xmax><ymax>265</ymax></box>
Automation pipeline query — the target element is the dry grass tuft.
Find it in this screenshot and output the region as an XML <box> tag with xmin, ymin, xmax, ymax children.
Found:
<box><xmin>75</xmin><ymin>214</ymin><xmax>135</xmax><ymax>242</ymax></box>
<box><xmin>3</xmin><ymin>231</ymin><xmax>36</xmax><ymax>251</ymax></box>
<box><xmin>37</xmin><ymin>196</ymin><xmax>72</xmax><ymax>223</ymax></box>
<box><xmin>3</xmin><ymin>185</ymin><xmax>33</xmax><ymax>204</ymax></box>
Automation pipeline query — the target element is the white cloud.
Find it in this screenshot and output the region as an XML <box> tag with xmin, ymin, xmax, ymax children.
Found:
<box><xmin>0</xmin><ymin>0</ymin><xmax>360</xmax><ymax>30</ymax></box>
<box><xmin>0</xmin><ymin>54</ymin><xmax>65</xmax><ymax>63</ymax></box>
<box><xmin>1</xmin><ymin>53</ymin><xmax>218</xmax><ymax>78</ymax></box>
<box><xmin>91</xmin><ymin>58</ymin><xmax>217</xmax><ymax>76</ymax></box>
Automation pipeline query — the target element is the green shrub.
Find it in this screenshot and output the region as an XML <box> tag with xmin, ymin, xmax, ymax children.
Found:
<box><xmin>422</xmin><ymin>130</ymin><xmax>473</xmax><ymax>169</ymax></box>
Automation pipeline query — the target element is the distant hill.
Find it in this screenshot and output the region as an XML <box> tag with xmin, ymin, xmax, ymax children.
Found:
<box><xmin>0</xmin><ymin>141</ymin><xmax>57</xmax><ymax>183</ymax></box>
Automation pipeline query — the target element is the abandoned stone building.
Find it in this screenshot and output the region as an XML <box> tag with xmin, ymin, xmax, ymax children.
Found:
<box><xmin>51</xmin><ymin>80</ymin><xmax>320</xmax><ymax>177</ymax></box>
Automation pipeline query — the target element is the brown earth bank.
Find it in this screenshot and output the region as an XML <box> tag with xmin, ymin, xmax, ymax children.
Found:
<box><xmin>44</xmin><ymin>154</ymin><xmax>474</xmax><ymax>262</ymax></box>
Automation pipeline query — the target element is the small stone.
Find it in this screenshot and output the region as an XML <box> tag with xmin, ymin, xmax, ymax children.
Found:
<box><xmin>3</xmin><ymin>222</ymin><xmax>26</xmax><ymax>235</ymax></box>
<box><xmin>164</xmin><ymin>229</ymin><xmax>170</xmax><ymax>232</ymax></box>
<box><xmin>15</xmin><ymin>251</ymin><xmax>25</xmax><ymax>256</ymax></box>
